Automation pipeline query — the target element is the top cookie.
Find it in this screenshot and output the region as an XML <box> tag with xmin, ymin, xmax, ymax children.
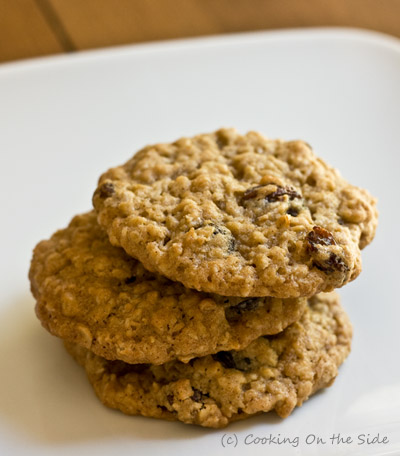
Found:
<box><xmin>93</xmin><ymin>128</ymin><xmax>378</xmax><ymax>298</ymax></box>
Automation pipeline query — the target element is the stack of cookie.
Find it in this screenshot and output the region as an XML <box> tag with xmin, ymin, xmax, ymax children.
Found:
<box><xmin>29</xmin><ymin>129</ymin><xmax>378</xmax><ymax>428</ymax></box>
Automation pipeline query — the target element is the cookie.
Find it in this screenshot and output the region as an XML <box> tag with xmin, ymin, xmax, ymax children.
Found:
<box><xmin>65</xmin><ymin>292</ymin><xmax>352</xmax><ymax>428</ymax></box>
<box><xmin>93</xmin><ymin>128</ymin><xmax>378</xmax><ymax>298</ymax></box>
<box><xmin>29</xmin><ymin>212</ymin><xmax>306</xmax><ymax>364</ymax></box>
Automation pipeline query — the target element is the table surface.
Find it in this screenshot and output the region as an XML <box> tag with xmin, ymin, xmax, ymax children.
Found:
<box><xmin>1</xmin><ymin>0</ymin><xmax>400</xmax><ymax>64</ymax></box>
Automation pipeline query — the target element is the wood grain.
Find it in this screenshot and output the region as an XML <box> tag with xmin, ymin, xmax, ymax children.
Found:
<box><xmin>48</xmin><ymin>0</ymin><xmax>222</xmax><ymax>48</ymax></box>
<box><xmin>48</xmin><ymin>0</ymin><xmax>400</xmax><ymax>50</ymax></box>
<box><xmin>0</xmin><ymin>0</ymin><xmax>62</xmax><ymax>63</ymax></box>
<box><xmin>1</xmin><ymin>0</ymin><xmax>399</xmax><ymax>63</ymax></box>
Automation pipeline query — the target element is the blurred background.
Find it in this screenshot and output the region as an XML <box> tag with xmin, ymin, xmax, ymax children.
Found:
<box><xmin>1</xmin><ymin>0</ymin><xmax>399</xmax><ymax>64</ymax></box>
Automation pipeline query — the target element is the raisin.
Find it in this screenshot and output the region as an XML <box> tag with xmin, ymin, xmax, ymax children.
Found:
<box><xmin>266</xmin><ymin>186</ymin><xmax>301</xmax><ymax>202</ymax></box>
<box><xmin>98</xmin><ymin>182</ymin><xmax>115</xmax><ymax>198</ymax></box>
<box><xmin>212</xmin><ymin>352</ymin><xmax>252</xmax><ymax>372</ymax></box>
<box><xmin>242</xmin><ymin>184</ymin><xmax>301</xmax><ymax>202</ymax></box>
<box><xmin>166</xmin><ymin>394</ymin><xmax>174</xmax><ymax>405</ymax></box>
<box><xmin>212</xmin><ymin>352</ymin><xmax>237</xmax><ymax>369</ymax></box>
<box><xmin>314</xmin><ymin>253</ymin><xmax>349</xmax><ymax>274</ymax></box>
<box><xmin>228</xmin><ymin>237</ymin><xmax>236</xmax><ymax>253</ymax></box>
<box><xmin>191</xmin><ymin>389</ymin><xmax>202</xmax><ymax>402</ymax></box>
<box><xmin>191</xmin><ymin>388</ymin><xmax>209</xmax><ymax>403</ymax></box>
<box><xmin>306</xmin><ymin>226</ymin><xmax>349</xmax><ymax>274</ymax></box>
<box><xmin>328</xmin><ymin>253</ymin><xmax>349</xmax><ymax>273</ymax></box>
<box><xmin>211</xmin><ymin>224</ymin><xmax>236</xmax><ymax>253</ymax></box>
<box><xmin>306</xmin><ymin>226</ymin><xmax>336</xmax><ymax>252</ymax></box>
<box><xmin>213</xmin><ymin>226</ymin><xmax>226</xmax><ymax>235</ymax></box>
<box><xmin>157</xmin><ymin>405</ymin><xmax>169</xmax><ymax>412</ymax></box>
<box><xmin>234</xmin><ymin>298</ymin><xmax>259</xmax><ymax>312</ymax></box>
<box><xmin>242</xmin><ymin>185</ymin><xmax>265</xmax><ymax>201</ymax></box>
<box><xmin>225</xmin><ymin>298</ymin><xmax>260</xmax><ymax>323</ymax></box>
<box><xmin>125</xmin><ymin>276</ymin><xmax>136</xmax><ymax>284</ymax></box>
<box><xmin>234</xmin><ymin>356</ymin><xmax>252</xmax><ymax>372</ymax></box>
<box><xmin>287</xmin><ymin>206</ymin><xmax>299</xmax><ymax>217</ymax></box>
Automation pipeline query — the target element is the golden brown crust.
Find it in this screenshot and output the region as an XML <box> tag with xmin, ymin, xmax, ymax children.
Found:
<box><xmin>93</xmin><ymin>128</ymin><xmax>378</xmax><ymax>297</ymax></box>
<box><xmin>29</xmin><ymin>212</ymin><xmax>306</xmax><ymax>364</ymax></box>
<box><xmin>65</xmin><ymin>292</ymin><xmax>352</xmax><ymax>428</ymax></box>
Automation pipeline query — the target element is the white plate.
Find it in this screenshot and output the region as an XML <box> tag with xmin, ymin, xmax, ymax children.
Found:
<box><xmin>0</xmin><ymin>27</ymin><xmax>399</xmax><ymax>456</ymax></box>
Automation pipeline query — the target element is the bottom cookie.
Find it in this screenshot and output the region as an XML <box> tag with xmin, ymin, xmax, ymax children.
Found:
<box><xmin>65</xmin><ymin>292</ymin><xmax>352</xmax><ymax>428</ymax></box>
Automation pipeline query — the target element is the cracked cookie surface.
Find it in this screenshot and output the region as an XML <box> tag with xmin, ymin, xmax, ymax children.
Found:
<box><xmin>65</xmin><ymin>292</ymin><xmax>352</xmax><ymax>428</ymax></box>
<box><xmin>29</xmin><ymin>212</ymin><xmax>306</xmax><ymax>364</ymax></box>
<box><xmin>93</xmin><ymin>128</ymin><xmax>378</xmax><ymax>297</ymax></box>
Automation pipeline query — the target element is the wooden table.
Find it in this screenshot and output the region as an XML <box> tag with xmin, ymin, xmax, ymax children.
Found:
<box><xmin>1</xmin><ymin>0</ymin><xmax>399</xmax><ymax>64</ymax></box>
